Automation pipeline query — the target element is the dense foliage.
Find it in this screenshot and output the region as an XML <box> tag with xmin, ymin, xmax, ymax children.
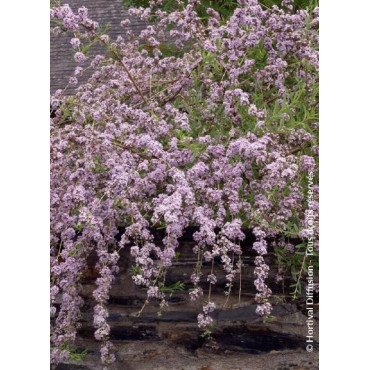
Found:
<box><xmin>50</xmin><ymin>0</ymin><xmax>319</xmax><ymax>367</ymax></box>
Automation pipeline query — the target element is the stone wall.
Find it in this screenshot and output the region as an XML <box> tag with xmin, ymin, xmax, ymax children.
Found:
<box><xmin>54</xmin><ymin>229</ymin><xmax>319</xmax><ymax>370</ymax></box>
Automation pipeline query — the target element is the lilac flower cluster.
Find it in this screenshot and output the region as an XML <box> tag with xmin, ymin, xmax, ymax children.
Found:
<box><xmin>253</xmin><ymin>228</ymin><xmax>272</xmax><ymax>315</ymax></box>
<box><xmin>50</xmin><ymin>1</ymin><xmax>319</xmax><ymax>366</ymax></box>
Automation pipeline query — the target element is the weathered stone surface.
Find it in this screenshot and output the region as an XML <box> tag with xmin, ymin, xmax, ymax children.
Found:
<box><xmin>57</xmin><ymin>347</ymin><xmax>319</xmax><ymax>370</ymax></box>
<box><xmin>134</xmin><ymin>310</ymin><xmax>198</xmax><ymax>323</ymax></box>
<box><xmin>55</xmin><ymin>364</ymin><xmax>92</xmax><ymax>370</ymax></box>
<box><xmin>211</xmin><ymin>326</ymin><xmax>318</xmax><ymax>354</ymax></box>
<box><xmin>54</xmin><ymin>223</ymin><xmax>318</xmax><ymax>370</ymax></box>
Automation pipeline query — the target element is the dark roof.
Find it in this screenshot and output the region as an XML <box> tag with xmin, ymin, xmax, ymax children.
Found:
<box><xmin>50</xmin><ymin>0</ymin><xmax>150</xmax><ymax>95</ymax></box>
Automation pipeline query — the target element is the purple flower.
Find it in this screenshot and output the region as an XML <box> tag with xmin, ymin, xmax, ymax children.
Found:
<box><xmin>69</xmin><ymin>77</ymin><xmax>78</xmax><ymax>85</ymax></box>
<box><xmin>74</xmin><ymin>52</ymin><xmax>86</xmax><ymax>64</ymax></box>
<box><xmin>300</xmin><ymin>155</ymin><xmax>316</xmax><ymax>172</ymax></box>
<box><xmin>70</xmin><ymin>38</ymin><xmax>80</xmax><ymax>50</ymax></box>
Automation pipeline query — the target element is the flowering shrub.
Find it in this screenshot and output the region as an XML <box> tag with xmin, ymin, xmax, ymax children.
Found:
<box><xmin>50</xmin><ymin>0</ymin><xmax>318</xmax><ymax>367</ymax></box>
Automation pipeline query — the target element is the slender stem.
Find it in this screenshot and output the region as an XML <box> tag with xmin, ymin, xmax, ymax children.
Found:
<box><xmin>110</xmin><ymin>48</ymin><xmax>147</xmax><ymax>104</ymax></box>
<box><xmin>238</xmin><ymin>255</ymin><xmax>242</xmax><ymax>304</ymax></box>
<box><xmin>223</xmin><ymin>252</ymin><xmax>235</xmax><ymax>309</ymax></box>
<box><xmin>208</xmin><ymin>258</ymin><xmax>214</xmax><ymax>302</ymax></box>
<box><xmin>137</xmin><ymin>264</ymin><xmax>164</xmax><ymax>316</ymax></box>
<box><xmin>292</xmin><ymin>251</ymin><xmax>307</xmax><ymax>299</ymax></box>
<box><xmin>137</xmin><ymin>299</ymin><xmax>149</xmax><ymax>316</ymax></box>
